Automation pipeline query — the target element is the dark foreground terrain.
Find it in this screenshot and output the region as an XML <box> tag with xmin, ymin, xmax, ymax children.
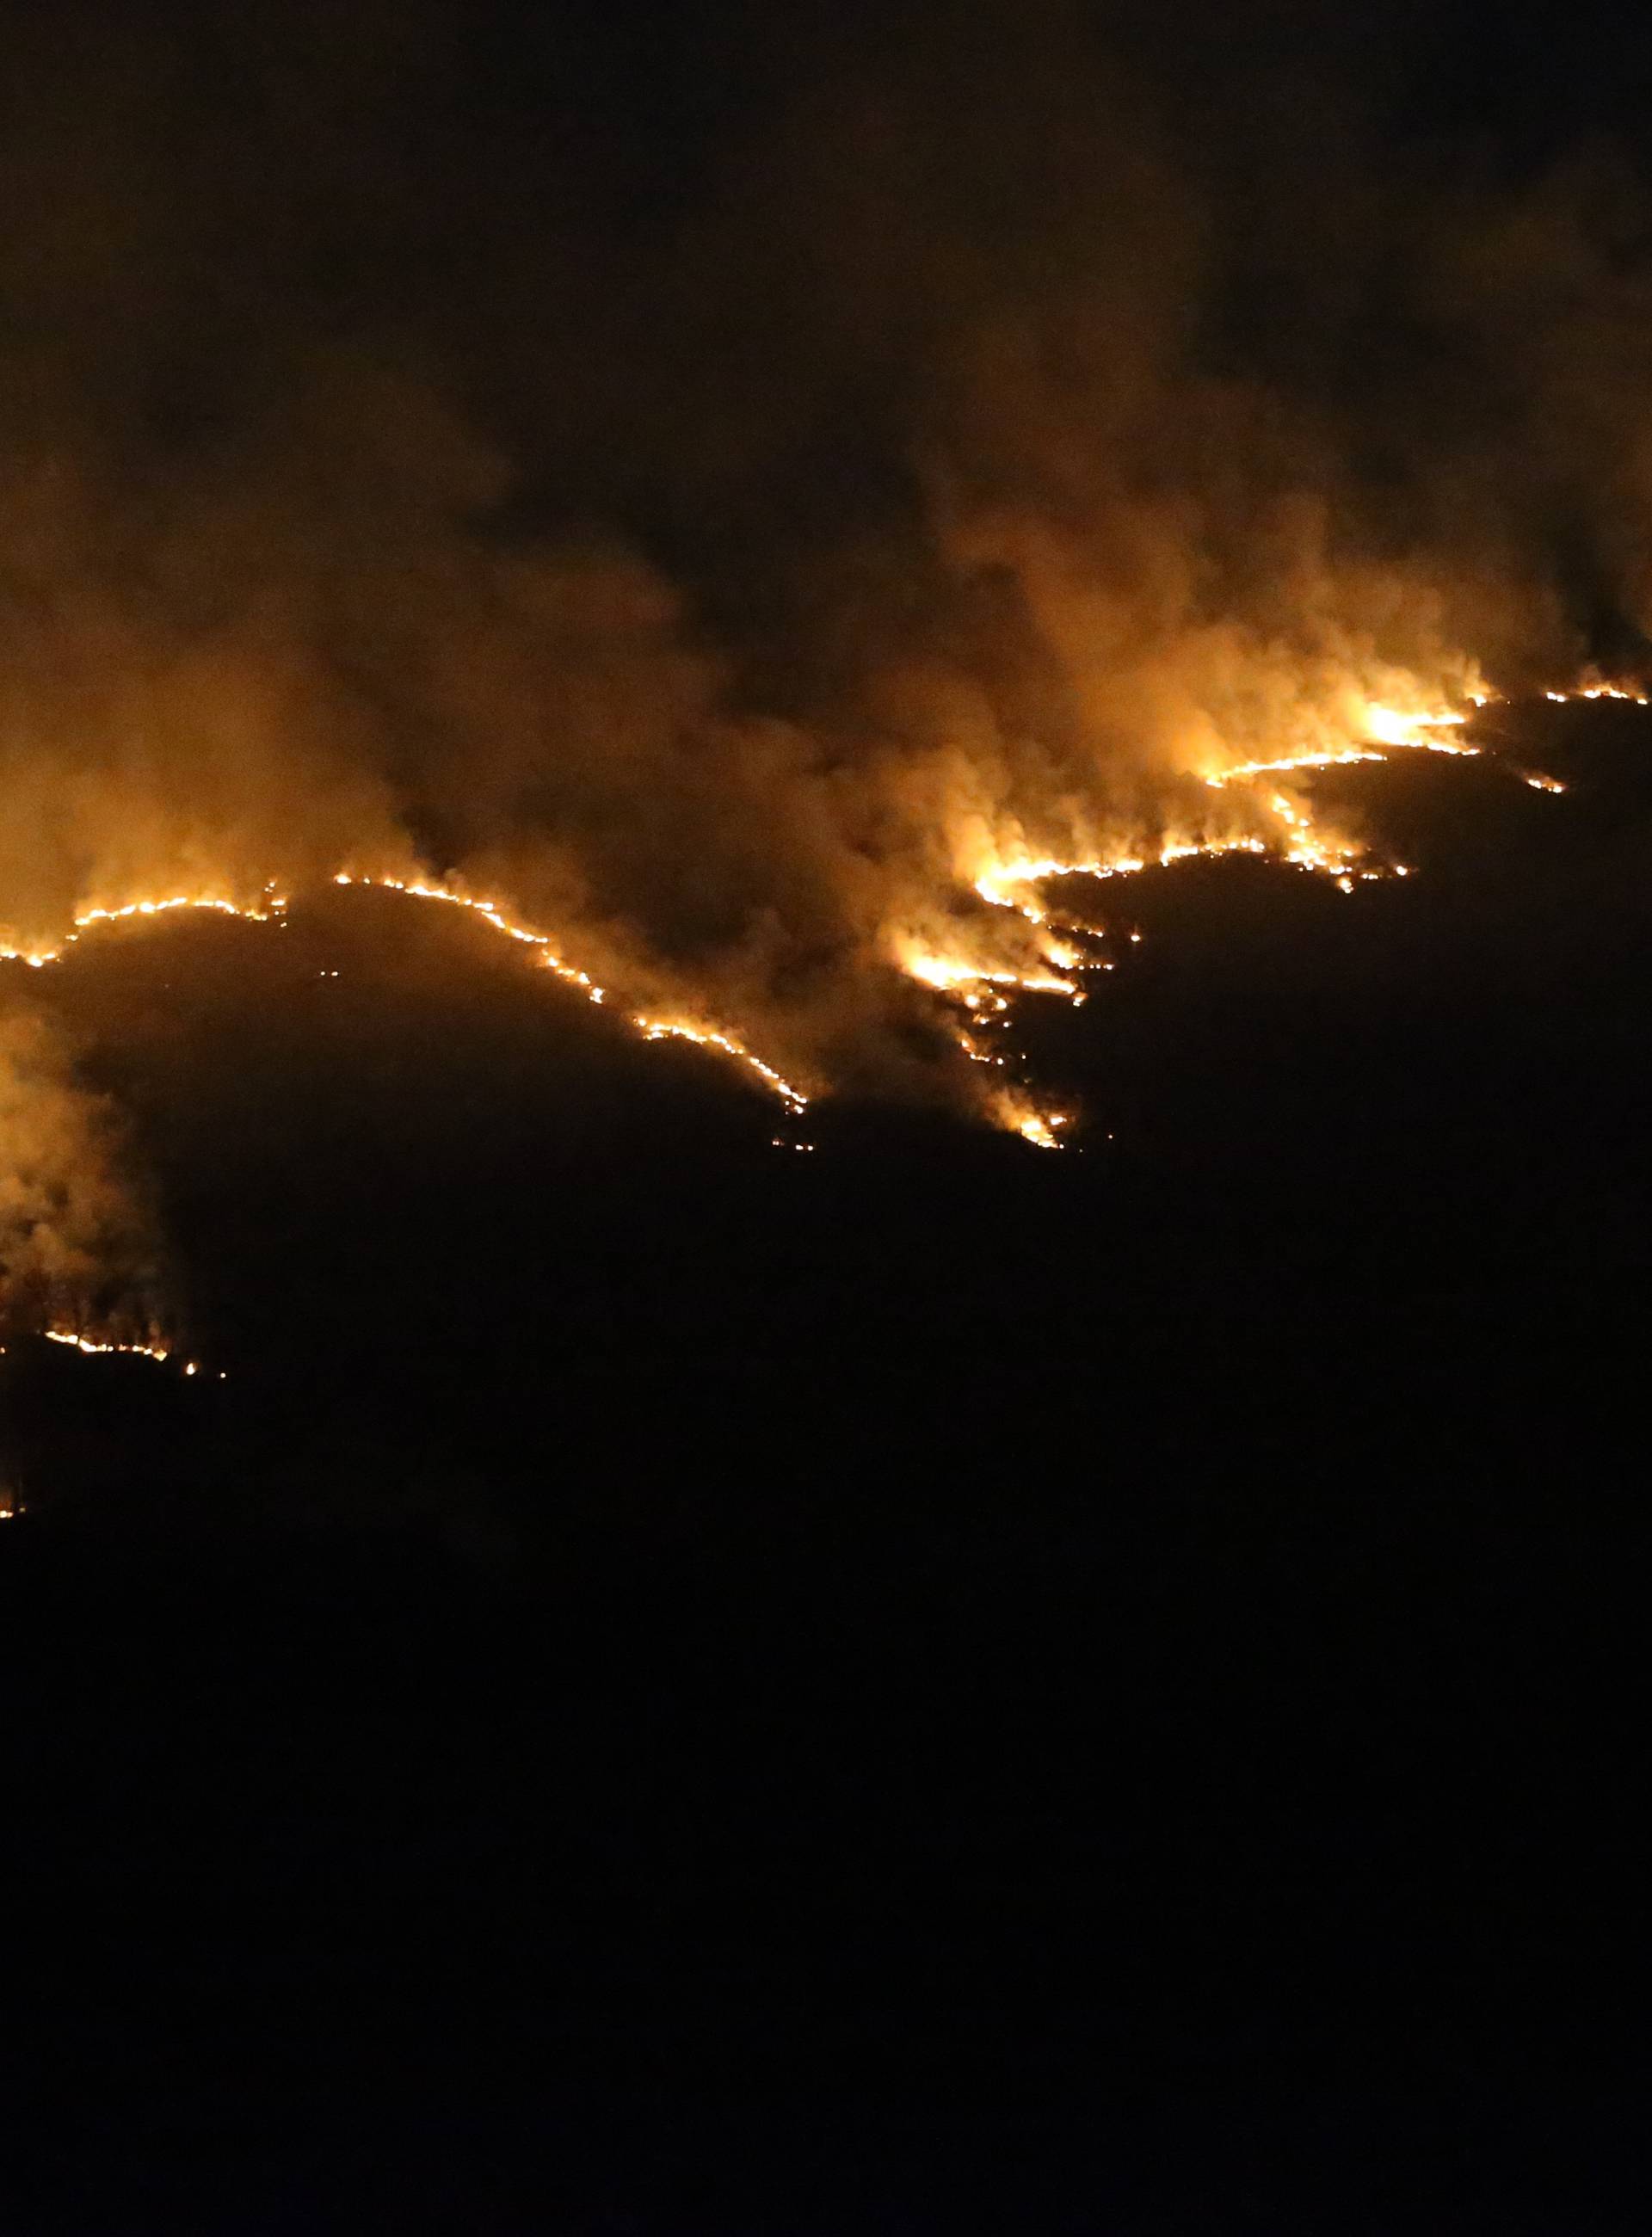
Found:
<box><xmin>3</xmin><ymin>704</ymin><xmax>1650</xmax><ymax>2231</ymax></box>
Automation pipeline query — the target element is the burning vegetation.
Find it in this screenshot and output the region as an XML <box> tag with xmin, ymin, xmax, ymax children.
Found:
<box><xmin>3</xmin><ymin>1</ymin><xmax>1652</xmax><ymax>1347</ymax></box>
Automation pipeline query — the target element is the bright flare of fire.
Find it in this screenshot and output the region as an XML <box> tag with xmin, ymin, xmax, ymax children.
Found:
<box><xmin>900</xmin><ymin>946</ymin><xmax>1082</xmax><ymax>1000</ymax></box>
<box><xmin>988</xmin><ymin>1090</ymin><xmax>1072</xmax><ymax>1150</ymax></box>
<box><xmin>1204</xmin><ymin>748</ymin><xmax>1388</xmax><ymax>786</ymax></box>
<box><xmin>1360</xmin><ymin>705</ymin><xmax>1476</xmax><ymax>753</ymax></box>
<box><xmin>904</xmin><ymin>681</ymin><xmax>1600</xmax><ymax>1144</ymax></box>
<box><xmin>1199</xmin><ymin>702</ymin><xmax>1477</xmax><ymax>792</ymax></box>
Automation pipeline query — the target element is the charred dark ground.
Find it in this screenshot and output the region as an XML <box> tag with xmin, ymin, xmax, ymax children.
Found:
<box><xmin>2</xmin><ymin>696</ymin><xmax>1649</xmax><ymax>2230</ymax></box>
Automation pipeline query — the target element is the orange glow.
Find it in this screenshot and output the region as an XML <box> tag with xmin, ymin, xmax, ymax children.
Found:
<box><xmin>899</xmin><ymin>946</ymin><xmax>1080</xmax><ymax>999</ymax></box>
<box><xmin>43</xmin><ymin>1327</ymin><xmax>188</xmax><ymax>1370</ymax></box>
<box><xmin>989</xmin><ymin>1088</ymin><xmax>1071</xmax><ymax>1150</ymax></box>
<box><xmin>1360</xmin><ymin>704</ymin><xmax>1476</xmax><ymax>753</ymax></box>
<box><xmin>909</xmin><ymin>676</ymin><xmax>1591</xmax><ymax>1144</ymax></box>
<box><xmin>332</xmin><ymin>873</ymin><xmax>810</xmax><ymax>1111</ymax></box>
<box><xmin>1544</xmin><ymin>681</ymin><xmax>1649</xmax><ymax>705</ymax></box>
<box><xmin>2</xmin><ymin>869</ymin><xmax>811</xmax><ymax>1117</ymax></box>
<box><xmin>0</xmin><ymin>672</ymin><xmax>1628</xmax><ymax>1215</ymax></box>
<box><xmin>1204</xmin><ymin>748</ymin><xmax>1387</xmax><ymax>787</ymax></box>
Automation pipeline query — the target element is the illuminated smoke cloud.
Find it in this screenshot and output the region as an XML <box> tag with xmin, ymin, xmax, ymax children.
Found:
<box><xmin>1</xmin><ymin>0</ymin><xmax>1649</xmax><ymax>1310</ymax></box>
<box><xmin>0</xmin><ymin>1002</ymin><xmax>162</xmax><ymax>1343</ymax></box>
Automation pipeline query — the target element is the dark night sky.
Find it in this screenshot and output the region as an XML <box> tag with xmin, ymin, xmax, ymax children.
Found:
<box><xmin>4</xmin><ymin>4</ymin><xmax>1652</xmax><ymax>2231</ymax></box>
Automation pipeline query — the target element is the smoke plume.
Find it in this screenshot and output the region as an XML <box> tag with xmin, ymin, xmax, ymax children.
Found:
<box><xmin>3</xmin><ymin>0</ymin><xmax>1652</xmax><ymax>1303</ymax></box>
<box><xmin>0</xmin><ymin>1000</ymin><xmax>160</xmax><ymax>1338</ymax></box>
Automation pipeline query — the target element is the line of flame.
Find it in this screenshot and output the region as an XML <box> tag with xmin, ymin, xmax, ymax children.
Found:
<box><xmin>0</xmin><ymin>872</ymin><xmax>811</xmax><ymax>1117</ymax></box>
<box><xmin>0</xmin><ymin>682</ymin><xmax>1629</xmax><ymax>1163</ymax></box>
<box><xmin>330</xmin><ymin>874</ymin><xmax>811</xmax><ymax>1113</ymax></box>
<box><xmin>916</xmin><ymin>692</ymin><xmax>1580</xmax><ymax>1144</ymax></box>
<box><xmin>40</xmin><ymin>1326</ymin><xmax>206</xmax><ymax>1374</ymax></box>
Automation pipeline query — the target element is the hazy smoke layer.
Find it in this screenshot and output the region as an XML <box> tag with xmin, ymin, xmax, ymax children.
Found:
<box><xmin>0</xmin><ymin>1001</ymin><xmax>158</xmax><ymax>1335</ymax></box>
<box><xmin>2</xmin><ymin>0</ymin><xmax>1651</xmax><ymax>1307</ymax></box>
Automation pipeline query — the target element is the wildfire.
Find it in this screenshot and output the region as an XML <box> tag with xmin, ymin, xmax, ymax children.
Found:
<box><xmin>1</xmin><ymin>868</ymin><xmax>811</xmax><ymax>1118</ymax></box>
<box><xmin>900</xmin><ymin>680</ymin><xmax>1595</xmax><ymax>1145</ymax></box>
<box><xmin>1360</xmin><ymin>704</ymin><xmax>1477</xmax><ymax>753</ymax></box>
<box><xmin>1204</xmin><ymin>748</ymin><xmax>1387</xmax><ymax>786</ymax></box>
<box><xmin>331</xmin><ymin>874</ymin><xmax>811</xmax><ymax>1112</ymax></box>
<box><xmin>0</xmin><ymin>673</ymin><xmax>1626</xmax><ymax>1209</ymax></box>
<box><xmin>1199</xmin><ymin>702</ymin><xmax>1478</xmax><ymax>791</ymax></box>
<box><xmin>634</xmin><ymin>1017</ymin><xmax>810</xmax><ymax>1113</ymax></box>
<box><xmin>971</xmin><ymin>835</ymin><xmax>1277</xmax><ymax>918</ymax></box>
<box><xmin>42</xmin><ymin>1327</ymin><xmax>203</xmax><ymax>1372</ymax></box>
<box><xmin>3</xmin><ymin>890</ymin><xmax>288</xmax><ymax>969</ymax></box>
<box><xmin>331</xmin><ymin>872</ymin><xmax>607</xmax><ymax>1001</ymax></box>
<box><xmin>75</xmin><ymin>892</ymin><xmax>287</xmax><ymax>931</ymax></box>
<box><xmin>988</xmin><ymin>1089</ymin><xmax>1072</xmax><ymax>1150</ymax></box>
<box><xmin>900</xmin><ymin>946</ymin><xmax>1081</xmax><ymax>999</ymax></box>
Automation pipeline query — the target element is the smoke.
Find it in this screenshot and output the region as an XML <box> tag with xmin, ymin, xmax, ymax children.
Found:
<box><xmin>3</xmin><ymin>0</ymin><xmax>1652</xmax><ymax>1298</ymax></box>
<box><xmin>0</xmin><ymin>1000</ymin><xmax>161</xmax><ymax>1338</ymax></box>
